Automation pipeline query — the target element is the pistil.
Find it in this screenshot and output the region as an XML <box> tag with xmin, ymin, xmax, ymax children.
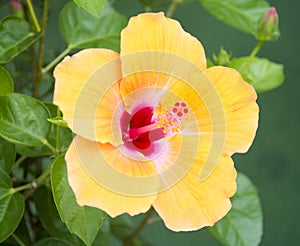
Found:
<box><xmin>129</xmin><ymin>123</ymin><xmax>158</xmax><ymax>140</ymax></box>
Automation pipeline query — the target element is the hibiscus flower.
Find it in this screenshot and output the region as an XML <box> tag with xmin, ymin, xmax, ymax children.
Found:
<box><xmin>53</xmin><ymin>12</ymin><xmax>258</xmax><ymax>231</ymax></box>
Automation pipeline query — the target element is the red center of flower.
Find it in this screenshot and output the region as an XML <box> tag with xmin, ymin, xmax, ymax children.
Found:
<box><xmin>128</xmin><ymin>107</ymin><xmax>164</xmax><ymax>150</ymax></box>
<box><xmin>121</xmin><ymin>104</ymin><xmax>183</xmax><ymax>152</ymax></box>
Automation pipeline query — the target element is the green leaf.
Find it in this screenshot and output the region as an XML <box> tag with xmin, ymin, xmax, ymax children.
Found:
<box><xmin>92</xmin><ymin>219</ymin><xmax>110</xmax><ymax>246</ymax></box>
<box><xmin>0</xmin><ymin>167</ymin><xmax>25</xmax><ymax>243</ymax></box>
<box><xmin>0</xmin><ymin>136</ymin><xmax>15</xmax><ymax>173</ymax></box>
<box><xmin>33</xmin><ymin>186</ymin><xmax>85</xmax><ymax>246</ymax></box>
<box><xmin>0</xmin><ymin>16</ymin><xmax>42</xmax><ymax>64</ymax></box>
<box><xmin>34</xmin><ymin>238</ymin><xmax>71</xmax><ymax>246</ymax></box>
<box><xmin>51</xmin><ymin>156</ymin><xmax>107</xmax><ymax>246</ymax></box>
<box><xmin>48</xmin><ymin>116</ymin><xmax>68</xmax><ymax>128</ymax></box>
<box><xmin>59</xmin><ymin>2</ymin><xmax>127</xmax><ymax>51</ymax></box>
<box><xmin>199</xmin><ymin>0</ymin><xmax>270</xmax><ymax>35</ymax></box>
<box><xmin>0</xmin><ymin>93</ymin><xmax>51</xmax><ymax>146</ymax></box>
<box><xmin>210</xmin><ymin>172</ymin><xmax>263</xmax><ymax>246</ymax></box>
<box><xmin>0</xmin><ymin>66</ymin><xmax>14</xmax><ymax>96</ymax></box>
<box><xmin>73</xmin><ymin>0</ymin><xmax>107</xmax><ymax>18</ymax></box>
<box><xmin>16</xmin><ymin>103</ymin><xmax>73</xmax><ymax>157</ymax></box>
<box><xmin>229</xmin><ymin>56</ymin><xmax>284</xmax><ymax>92</ymax></box>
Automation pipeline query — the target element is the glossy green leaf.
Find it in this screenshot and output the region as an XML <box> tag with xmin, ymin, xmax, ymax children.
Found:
<box><xmin>230</xmin><ymin>57</ymin><xmax>284</xmax><ymax>92</ymax></box>
<box><xmin>210</xmin><ymin>173</ymin><xmax>263</xmax><ymax>246</ymax></box>
<box><xmin>0</xmin><ymin>136</ymin><xmax>15</xmax><ymax>173</ymax></box>
<box><xmin>33</xmin><ymin>186</ymin><xmax>85</xmax><ymax>246</ymax></box>
<box><xmin>0</xmin><ymin>167</ymin><xmax>25</xmax><ymax>243</ymax></box>
<box><xmin>59</xmin><ymin>2</ymin><xmax>127</xmax><ymax>51</ymax></box>
<box><xmin>48</xmin><ymin>116</ymin><xmax>68</xmax><ymax>128</ymax></box>
<box><xmin>0</xmin><ymin>93</ymin><xmax>51</xmax><ymax>146</ymax></box>
<box><xmin>73</xmin><ymin>0</ymin><xmax>107</xmax><ymax>18</ymax></box>
<box><xmin>199</xmin><ymin>0</ymin><xmax>269</xmax><ymax>35</ymax></box>
<box><xmin>0</xmin><ymin>16</ymin><xmax>42</xmax><ymax>64</ymax></box>
<box><xmin>34</xmin><ymin>238</ymin><xmax>71</xmax><ymax>246</ymax></box>
<box><xmin>16</xmin><ymin>104</ymin><xmax>73</xmax><ymax>157</ymax></box>
<box><xmin>92</xmin><ymin>219</ymin><xmax>110</xmax><ymax>246</ymax></box>
<box><xmin>0</xmin><ymin>66</ymin><xmax>14</xmax><ymax>96</ymax></box>
<box><xmin>51</xmin><ymin>156</ymin><xmax>106</xmax><ymax>246</ymax></box>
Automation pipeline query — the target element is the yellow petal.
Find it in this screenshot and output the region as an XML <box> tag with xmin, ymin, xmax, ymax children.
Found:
<box><xmin>119</xmin><ymin>71</ymin><xmax>178</xmax><ymax>113</ymax></box>
<box><xmin>120</xmin><ymin>12</ymin><xmax>206</xmax><ymax>73</ymax></box>
<box><xmin>158</xmin><ymin>72</ymin><xmax>225</xmax><ymax>181</ymax></box>
<box><xmin>204</xmin><ymin>66</ymin><xmax>259</xmax><ymax>155</ymax></box>
<box><xmin>53</xmin><ymin>48</ymin><xmax>123</xmax><ymax>144</ymax></box>
<box><xmin>152</xmin><ymin>155</ymin><xmax>237</xmax><ymax>231</ymax></box>
<box><xmin>94</xmin><ymin>82</ymin><xmax>124</xmax><ymax>145</ymax></box>
<box><xmin>65</xmin><ymin>136</ymin><xmax>158</xmax><ymax>217</ymax></box>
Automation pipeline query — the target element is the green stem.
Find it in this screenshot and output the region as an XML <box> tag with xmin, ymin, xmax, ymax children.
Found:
<box><xmin>42</xmin><ymin>46</ymin><xmax>72</xmax><ymax>74</ymax></box>
<box><xmin>12</xmin><ymin>164</ymin><xmax>52</xmax><ymax>194</ymax></box>
<box><xmin>12</xmin><ymin>233</ymin><xmax>26</xmax><ymax>246</ymax></box>
<box><xmin>34</xmin><ymin>0</ymin><xmax>50</xmax><ymax>98</ymax></box>
<box><xmin>13</xmin><ymin>182</ymin><xmax>33</xmax><ymax>193</ymax></box>
<box><xmin>123</xmin><ymin>209</ymin><xmax>154</xmax><ymax>246</ymax></box>
<box><xmin>44</xmin><ymin>140</ymin><xmax>57</xmax><ymax>154</ymax></box>
<box><xmin>250</xmin><ymin>40</ymin><xmax>264</xmax><ymax>58</ymax></box>
<box><xmin>56</xmin><ymin>108</ymin><xmax>61</xmax><ymax>152</ymax></box>
<box><xmin>35</xmin><ymin>165</ymin><xmax>52</xmax><ymax>185</ymax></box>
<box><xmin>26</xmin><ymin>0</ymin><xmax>41</xmax><ymax>32</ymax></box>
<box><xmin>14</xmin><ymin>155</ymin><xmax>27</xmax><ymax>167</ymax></box>
<box><xmin>166</xmin><ymin>0</ymin><xmax>182</xmax><ymax>18</ymax></box>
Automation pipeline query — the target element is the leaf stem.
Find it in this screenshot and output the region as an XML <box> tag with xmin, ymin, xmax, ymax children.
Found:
<box><xmin>56</xmin><ymin>107</ymin><xmax>61</xmax><ymax>152</ymax></box>
<box><xmin>12</xmin><ymin>182</ymin><xmax>33</xmax><ymax>193</ymax></box>
<box><xmin>26</xmin><ymin>0</ymin><xmax>41</xmax><ymax>32</ymax></box>
<box><xmin>42</xmin><ymin>46</ymin><xmax>72</xmax><ymax>74</ymax></box>
<box><xmin>166</xmin><ymin>0</ymin><xmax>182</xmax><ymax>18</ymax></box>
<box><xmin>14</xmin><ymin>155</ymin><xmax>27</xmax><ymax>167</ymax></box>
<box><xmin>123</xmin><ymin>209</ymin><xmax>154</xmax><ymax>246</ymax></box>
<box><xmin>250</xmin><ymin>40</ymin><xmax>264</xmax><ymax>58</ymax></box>
<box><xmin>12</xmin><ymin>164</ymin><xmax>52</xmax><ymax>194</ymax></box>
<box><xmin>34</xmin><ymin>0</ymin><xmax>50</xmax><ymax>98</ymax></box>
<box><xmin>12</xmin><ymin>233</ymin><xmax>26</xmax><ymax>246</ymax></box>
<box><xmin>44</xmin><ymin>140</ymin><xmax>57</xmax><ymax>154</ymax></box>
<box><xmin>35</xmin><ymin>164</ymin><xmax>52</xmax><ymax>185</ymax></box>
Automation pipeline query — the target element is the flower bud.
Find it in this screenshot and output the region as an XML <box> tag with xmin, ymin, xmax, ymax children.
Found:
<box><xmin>8</xmin><ymin>0</ymin><xmax>22</xmax><ymax>9</ymax></box>
<box><xmin>212</xmin><ymin>47</ymin><xmax>231</xmax><ymax>66</ymax></box>
<box><xmin>8</xmin><ymin>0</ymin><xmax>24</xmax><ymax>18</ymax></box>
<box><xmin>257</xmin><ymin>7</ymin><xmax>279</xmax><ymax>41</ymax></box>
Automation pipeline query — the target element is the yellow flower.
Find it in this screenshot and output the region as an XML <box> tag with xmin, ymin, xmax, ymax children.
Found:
<box><xmin>53</xmin><ymin>12</ymin><xmax>258</xmax><ymax>231</ymax></box>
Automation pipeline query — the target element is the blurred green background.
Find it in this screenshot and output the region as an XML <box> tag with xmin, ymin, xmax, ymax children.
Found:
<box><xmin>44</xmin><ymin>0</ymin><xmax>299</xmax><ymax>245</ymax></box>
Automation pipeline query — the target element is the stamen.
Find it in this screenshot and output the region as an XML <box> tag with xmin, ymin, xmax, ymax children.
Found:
<box><xmin>154</xmin><ymin>107</ymin><xmax>181</xmax><ymax>135</ymax></box>
<box><xmin>124</xmin><ymin>102</ymin><xmax>189</xmax><ymax>151</ymax></box>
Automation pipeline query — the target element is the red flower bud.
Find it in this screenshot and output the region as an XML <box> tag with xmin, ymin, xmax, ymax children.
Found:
<box><xmin>264</xmin><ymin>7</ymin><xmax>277</xmax><ymax>25</ymax></box>
<box><xmin>8</xmin><ymin>0</ymin><xmax>22</xmax><ymax>9</ymax></box>
<box><xmin>257</xmin><ymin>7</ymin><xmax>279</xmax><ymax>41</ymax></box>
